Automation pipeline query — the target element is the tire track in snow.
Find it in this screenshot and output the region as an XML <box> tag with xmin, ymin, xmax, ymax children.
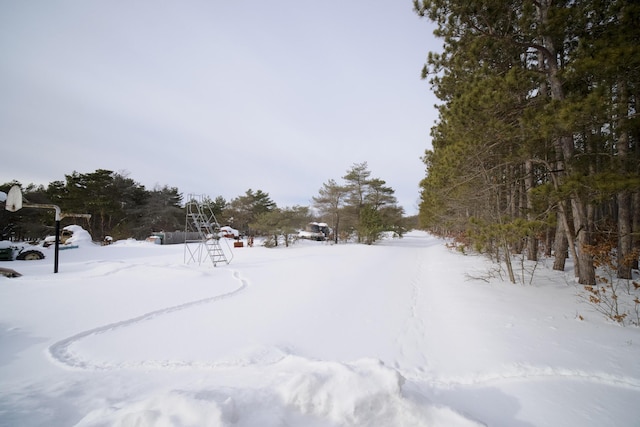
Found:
<box><xmin>47</xmin><ymin>270</ymin><xmax>248</xmax><ymax>371</ymax></box>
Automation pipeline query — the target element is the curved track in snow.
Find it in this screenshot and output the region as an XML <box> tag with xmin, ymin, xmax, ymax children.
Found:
<box><xmin>48</xmin><ymin>270</ymin><xmax>249</xmax><ymax>371</ymax></box>
<box><xmin>403</xmin><ymin>363</ymin><xmax>640</xmax><ymax>391</ymax></box>
<box><xmin>45</xmin><ymin>243</ymin><xmax>640</xmax><ymax>395</ymax></box>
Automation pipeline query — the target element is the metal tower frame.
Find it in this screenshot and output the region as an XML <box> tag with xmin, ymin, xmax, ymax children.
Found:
<box><xmin>184</xmin><ymin>194</ymin><xmax>233</xmax><ymax>266</ymax></box>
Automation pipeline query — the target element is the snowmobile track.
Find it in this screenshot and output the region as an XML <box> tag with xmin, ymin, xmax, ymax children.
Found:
<box><xmin>404</xmin><ymin>363</ymin><xmax>640</xmax><ymax>391</ymax></box>
<box><xmin>47</xmin><ymin>270</ymin><xmax>248</xmax><ymax>371</ymax></box>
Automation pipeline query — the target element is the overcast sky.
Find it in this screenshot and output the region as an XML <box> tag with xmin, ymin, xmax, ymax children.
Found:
<box><xmin>0</xmin><ymin>0</ymin><xmax>440</xmax><ymax>215</ymax></box>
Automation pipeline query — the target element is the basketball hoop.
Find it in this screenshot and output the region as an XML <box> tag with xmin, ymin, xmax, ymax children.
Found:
<box><xmin>3</xmin><ymin>184</ymin><xmax>91</xmax><ymax>273</ymax></box>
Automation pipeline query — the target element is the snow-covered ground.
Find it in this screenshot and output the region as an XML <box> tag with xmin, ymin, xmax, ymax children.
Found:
<box><xmin>0</xmin><ymin>230</ymin><xmax>638</xmax><ymax>427</ymax></box>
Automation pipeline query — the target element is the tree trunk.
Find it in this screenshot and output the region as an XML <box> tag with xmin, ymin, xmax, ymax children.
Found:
<box><xmin>545</xmin><ymin>222</ymin><xmax>554</xmax><ymax>258</ymax></box>
<box><xmin>504</xmin><ymin>240</ymin><xmax>516</xmax><ymax>284</ymax></box>
<box><xmin>616</xmin><ymin>80</ymin><xmax>632</xmax><ymax>279</ymax></box>
<box><xmin>617</xmin><ymin>190</ymin><xmax>632</xmax><ymax>279</ymax></box>
<box><xmin>537</xmin><ymin>0</ymin><xmax>595</xmax><ymax>284</ymax></box>
<box><xmin>633</xmin><ymin>192</ymin><xmax>640</xmax><ymax>270</ymax></box>
<box><xmin>553</xmin><ymin>211</ymin><xmax>568</xmax><ymax>271</ymax></box>
<box><xmin>571</xmin><ymin>197</ymin><xmax>595</xmax><ymax>285</ymax></box>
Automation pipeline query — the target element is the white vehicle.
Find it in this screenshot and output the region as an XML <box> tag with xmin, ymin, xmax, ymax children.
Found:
<box><xmin>219</xmin><ymin>226</ymin><xmax>239</xmax><ymax>239</ymax></box>
<box><xmin>298</xmin><ymin>222</ymin><xmax>330</xmax><ymax>241</ymax></box>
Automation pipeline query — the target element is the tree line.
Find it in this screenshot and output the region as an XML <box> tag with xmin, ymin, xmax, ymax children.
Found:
<box><xmin>414</xmin><ymin>0</ymin><xmax>640</xmax><ymax>284</ymax></box>
<box><xmin>1</xmin><ymin>163</ymin><xmax>407</xmax><ymax>245</ymax></box>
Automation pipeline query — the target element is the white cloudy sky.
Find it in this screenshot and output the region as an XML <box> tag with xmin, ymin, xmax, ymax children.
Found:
<box><xmin>0</xmin><ymin>0</ymin><xmax>439</xmax><ymax>215</ymax></box>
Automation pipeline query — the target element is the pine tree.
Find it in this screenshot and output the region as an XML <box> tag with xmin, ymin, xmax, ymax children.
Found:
<box><xmin>415</xmin><ymin>0</ymin><xmax>640</xmax><ymax>284</ymax></box>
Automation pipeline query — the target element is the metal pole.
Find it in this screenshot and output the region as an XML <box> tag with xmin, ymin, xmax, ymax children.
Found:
<box><xmin>54</xmin><ymin>219</ymin><xmax>60</xmax><ymax>273</ymax></box>
<box><xmin>52</xmin><ymin>205</ymin><xmax>61</xmax><ymax>274</ymax></box>
<box><xmin>24</xmin><ymin>203</ymin><xmax>62</xmax><ymax>273</ymax></box>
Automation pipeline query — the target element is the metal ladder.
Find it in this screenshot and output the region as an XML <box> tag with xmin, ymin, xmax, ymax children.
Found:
<box><xmin>184</xmin><ymin>194</ymin><xmax>232</xmax><ymax>266</ymax></box>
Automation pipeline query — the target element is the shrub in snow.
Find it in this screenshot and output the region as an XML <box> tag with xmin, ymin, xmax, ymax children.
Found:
<box><xmin>579</xmin><ymin>241</ymin><xmax>640</xmax><ymax>326</ymax></box>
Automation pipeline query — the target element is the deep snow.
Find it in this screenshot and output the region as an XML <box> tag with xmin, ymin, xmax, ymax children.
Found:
<box><xmin>0</xmin><ymin>230</ymin><xmax>638</xmax><ymax>427</ymax></box>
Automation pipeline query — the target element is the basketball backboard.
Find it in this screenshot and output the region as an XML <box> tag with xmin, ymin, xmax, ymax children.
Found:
<box><xmin>5</xmin><ymin>185</ymin><xmax>23</xmax><ymax>212</ymax></box>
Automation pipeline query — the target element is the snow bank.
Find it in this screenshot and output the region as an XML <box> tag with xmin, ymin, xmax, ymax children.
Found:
<box><xmin>43</xmin><ymin>224</ymin><xmax>95</xmax><ymax>247</ymax></box>
<box><xmin>75</xmin><ymin>392</ymin><xmax>229</xmax><ymax>427</ymax></box>
<box><xmin>63</xmin><ymin>225</ymin><xmax>94</xmax><ymax>246</ymax></box>
<box><xmin>278</xmin><ymin>357</ymin><xmax>411</xmax><ymax>425</ymax></box>
<box><xmin>275</xmin><ymin>357</ymin><xmax>481</xmax><ymax>427</ymax></box>
<box><xmin>75</xmin><ymin>357</ymin><xmax>482</xmax><ymax>427</ymax></box>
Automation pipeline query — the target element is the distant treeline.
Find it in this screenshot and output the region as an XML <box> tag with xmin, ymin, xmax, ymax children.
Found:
<box><xmin>1</xmin><ymin>163</ymin><xmax>412</xmax><ymax>245</ymax></box>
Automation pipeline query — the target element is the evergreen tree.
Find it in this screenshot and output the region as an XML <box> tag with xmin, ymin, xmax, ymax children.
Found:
<box><xmin>136</xmin><ymin>185</ymin><xmax>183</xmax><ymax>237</ymax></box>
<box><xmin>225</xmin><ymin>189</ymin><xmax>277</xmax><ymax>235</ymax></box>
<box><xmin>415</xmin><ymin>0</ymin><xmax>640</xmax><ymax>284</ymax></box>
